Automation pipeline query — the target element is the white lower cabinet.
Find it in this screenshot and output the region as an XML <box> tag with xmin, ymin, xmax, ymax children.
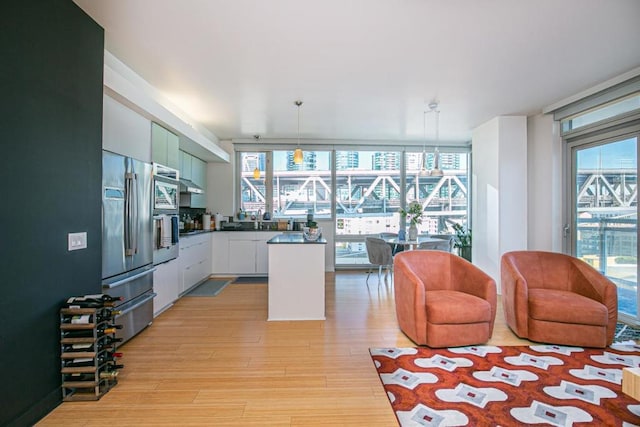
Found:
<box><xmin>179</xmin><ymin>233</ymin><xmax>212</xmax><ymax>294</ymax></box>
<box><xmin>211</xmin><ymin>232</ymin><xmax>229</xmax><ymax>273</ymax></box>
<box><xmin>153</xmin><ymin>259</ymin><xmax>180</xmax><ymax>316</ymax></box>
<box><xmin>211</xmin><ymin>231</ymin><xmax>280</xmax><ymax>275</ymax></box>
<box><xmin>228</xmin><ymin>237</ymin><xmax>257</xmax><ymax>273</ymax></box>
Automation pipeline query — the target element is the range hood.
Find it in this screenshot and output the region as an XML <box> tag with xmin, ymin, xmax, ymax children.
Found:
<box><xmin>179</xmin><ymin>179</ymin><xmax>204</xmax><ymax>194</ymax></box>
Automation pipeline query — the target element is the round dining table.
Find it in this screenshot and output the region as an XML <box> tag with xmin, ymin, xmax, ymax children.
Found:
<box><xmin>384</xmin><ymin>236</ymin><xmax>445</xmax><ymax>251</ymax></box>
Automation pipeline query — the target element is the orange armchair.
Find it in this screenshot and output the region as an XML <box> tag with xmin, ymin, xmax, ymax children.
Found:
<box><xmin>393</xmin><ymin>251</ymin><xmax>497</xmax><ymax>347</ymax></box>
<box><xmin>501</xmin><ymin>251</ymin><xmax>618</xmax><ymax>348</ymax></box>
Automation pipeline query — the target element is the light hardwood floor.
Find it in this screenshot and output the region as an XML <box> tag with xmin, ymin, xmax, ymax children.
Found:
<box><xmin>39</xmin><ymin>271</ymin><xmax>531</xmax><ymax>426</ymax></box>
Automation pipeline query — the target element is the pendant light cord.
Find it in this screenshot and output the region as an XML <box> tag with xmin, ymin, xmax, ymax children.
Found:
<box><xmin>297</xmin><ymin>102</ymin><xmax>301</xmax><ymax>147</ymax></box>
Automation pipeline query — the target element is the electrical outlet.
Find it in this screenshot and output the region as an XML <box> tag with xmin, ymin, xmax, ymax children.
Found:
<box><xmin>68</xmin><ymin>232</ymin><xmax>87</xmax><ymax>251</ymax></box>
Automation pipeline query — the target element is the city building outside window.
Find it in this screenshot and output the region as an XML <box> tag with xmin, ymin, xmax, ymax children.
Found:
<box><xmin>237</xmin><ymin>148</ymin><xmax>469</xmax><ymax>266</ymax></box>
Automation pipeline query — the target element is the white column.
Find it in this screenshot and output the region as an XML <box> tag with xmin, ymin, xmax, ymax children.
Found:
<box><xmin>472</xmin><ymin>116</ymin><xmax>528</xmax><ymax>292</ymax></box>
<box><xmin>527</xmin><ymin>114</ymin><xmax>563</xmax><ymax>252</ymax></box>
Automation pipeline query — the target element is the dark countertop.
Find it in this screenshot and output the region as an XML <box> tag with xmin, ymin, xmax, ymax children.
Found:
<box><xmin>267</xmin><ymin>232</ymin><xmax>327</xmax><ymax>244</ymax></box>
<box><xmin>179</xmin><ymin>229</ymin><xmax>299</xmax><ymax>237</ymax></box>
<box><xmin>179</xmin><ymin>229</ymin><xmax>214</xmax><ymax>237</ymax></box>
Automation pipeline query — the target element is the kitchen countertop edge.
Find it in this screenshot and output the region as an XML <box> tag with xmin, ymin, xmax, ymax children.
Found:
<box><xmin>267</xmin><ymin>233</ymin><xmax>327</xmax><ymax>244</ymax></box>
<box><xmin>180</xmin><ymin>229</ymin><xmax>306</xmax><ymax>237</ymax></box>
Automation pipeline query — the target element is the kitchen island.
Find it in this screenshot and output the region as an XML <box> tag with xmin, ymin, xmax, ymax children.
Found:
<box><xmin>266</xmin><ymin>233</ymin><xmax>327</xmax><ymax>321</ymax></box>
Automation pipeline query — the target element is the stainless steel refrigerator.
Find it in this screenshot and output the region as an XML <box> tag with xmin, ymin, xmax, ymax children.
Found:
<box><xmin>101</xmin><ymin>150</ymin><xmax>156</xmax><ymax>346</ymax></box>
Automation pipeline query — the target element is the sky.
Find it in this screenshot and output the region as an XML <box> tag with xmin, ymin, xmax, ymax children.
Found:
<box><xmin>577</xmin><ymin>137</ymin><xmax>637</xmax><ymax>169</ymax></box>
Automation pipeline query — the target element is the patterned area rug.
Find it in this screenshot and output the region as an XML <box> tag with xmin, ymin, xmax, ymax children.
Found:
<box><xmin>370</xmin><ymin>344</ymin><xmax>640</xmax><ymax>426</ymax></box>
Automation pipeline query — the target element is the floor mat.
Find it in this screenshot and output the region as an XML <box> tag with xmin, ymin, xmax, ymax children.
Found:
<box><xmin>232</xmin><ymin>276</ymin><xmax>268</xmax><ymax>284</ymax></box>
<box><xmin>184</xmin><ymin>279</ymin><xmax>231</xmax><ymax>296</ymax></box>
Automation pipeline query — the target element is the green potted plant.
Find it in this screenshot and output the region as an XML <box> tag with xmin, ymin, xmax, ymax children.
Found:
<box><xmin>451</xmin><ymin>222</ymin><xmax>472</xmax><ymax>261</ymax></box>
<box><xmin>400</xmin><ymin>201</ymin><xmax>423</xmax><ymax>240</ymax></box>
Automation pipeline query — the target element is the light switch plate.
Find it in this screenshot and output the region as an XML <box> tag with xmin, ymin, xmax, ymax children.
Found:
<box><xmin>68</xmin><ymin>232</ymin><xmax>87</xmax><ymax>251</ymax></box>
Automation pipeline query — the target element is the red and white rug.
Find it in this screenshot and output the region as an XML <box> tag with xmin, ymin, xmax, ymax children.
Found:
<box><xmin>370</xmin><ymin>344</ymin><xmax>640</xmax><ymax>426</ymax></box>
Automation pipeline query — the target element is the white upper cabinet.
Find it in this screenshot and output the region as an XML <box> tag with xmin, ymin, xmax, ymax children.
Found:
<box><xmin>103</xmin><ymin>95</ymin><xmax>151</xmax><ymax>162</ymax></box>
<box><xmin>151</xmin><ymin>122</ymin><xmax>179</xmax><ymax>170</ymax></box>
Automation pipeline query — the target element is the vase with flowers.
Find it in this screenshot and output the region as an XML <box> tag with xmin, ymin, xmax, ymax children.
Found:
<box><xmin>400</xmin><ymin>201</ymin><xmax>424</xmax><ymax>241</ymax></box>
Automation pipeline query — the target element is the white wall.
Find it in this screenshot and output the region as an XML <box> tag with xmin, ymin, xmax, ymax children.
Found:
<box><xmin>527</xmin><ymin>114</ymin><xmax>563</xmax><ymax>252</ymax></box>
<box><xmin>102</xmin><ymin>94</ymin><xmax>151</xmax><ymax>161</ymax></box>
<box><xmin>472</xmin><ymin>116</ymin><xmax>528</xmax><ymax>290</ymax></box>
<box><xmin>207</xmin><ymin>140</ymin><xmax>235</xmax><ymax>217</ymax></box>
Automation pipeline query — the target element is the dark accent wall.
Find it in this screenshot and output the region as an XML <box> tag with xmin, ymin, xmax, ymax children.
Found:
<box><xmin>0</xmin><ymin>2</ymin><xmax>104</xmax><ymax>425</ymax></box>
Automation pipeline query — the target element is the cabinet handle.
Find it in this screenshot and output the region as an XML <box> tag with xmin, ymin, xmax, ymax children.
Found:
<box><xmin>116</xmin><ymin>293</ymin><xmax>156</xmax><ymax>316</ymax></box>
<box><xmin>104</xmin><ymin>267</ymin><xmax>156</xmax><ymax>289</ymax></box>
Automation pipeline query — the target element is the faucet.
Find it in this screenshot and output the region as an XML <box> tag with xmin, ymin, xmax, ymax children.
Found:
<box><xmin>257</xmin><ymin>209</ymin><xmax>262</xmax><ymax>227</ymax></box>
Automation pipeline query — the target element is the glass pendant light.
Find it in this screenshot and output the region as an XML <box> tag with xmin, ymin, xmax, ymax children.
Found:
<box><xmin>419</xmin><ymin>110</ymin><xmax>429</xmax><ymax>176</ymax></box>
<box><xmin>427</xmin><ymin>101</ymin><xmax>443</xmax><ymax>177</ymax></box>
<box><xmin>293</xmin><ymin>100</ymin><xmax>303</xmax><ymax>164</ymax></box>
<box><xmin>430</xmin><ymin>105</ymin><xmax>443</xmax><ymax>177</ymax></box>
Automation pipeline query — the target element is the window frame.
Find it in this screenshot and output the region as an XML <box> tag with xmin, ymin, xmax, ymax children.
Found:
<box><xmin>234</xmin><ymin>143</ymin><xmax>471</xmax><ymax>268</ymax></box>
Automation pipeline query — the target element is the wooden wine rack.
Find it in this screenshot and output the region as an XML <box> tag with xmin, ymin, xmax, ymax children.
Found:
<box><xmin>59</xmin><ymin>307</ymin><xmax>119</xmax><ymax>401</ymax></box>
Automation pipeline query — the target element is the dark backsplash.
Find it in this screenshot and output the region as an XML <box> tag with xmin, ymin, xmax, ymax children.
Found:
<box><xmin>179</xmin><ymin>207</ymin><xmax>206</xmax><ymax>220</ymax></box>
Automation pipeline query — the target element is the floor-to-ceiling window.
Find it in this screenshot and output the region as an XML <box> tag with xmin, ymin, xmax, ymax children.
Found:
<box><xmin>404</xmin><ymin>150</ymin><xmax>470</xmax><ymax>235</ymax></box>
<box><xmin>334</xmin><ymin>150</ymin><xmax>402</xmax><ymax>265</ymax></box>
<box><xmin>237</xmin><ymin>146</ymin><xmax>470</xmax><ymax>268</ymax></box>
<box><xmin>571</xmin><ymin>136</ymin><xmax>638</xmax><ymax>319</ymax></box>
<box><xmin>272</xmin><ymin>150</ymin><xmax>332</xmax><ymax>219</ymax></box>
<box><xmin>239</xmin><ymin>151</ymin><xmax>268</xmax><ymax>215</ymax></box>
<box><xmin>238</xmin><ymin>150</ymin><xmax>332</xmax><ymax>219</ymax></box>
<box><xmin>562</xmin><ymin>91</ymin><xmax>640</xmax><ymax>323</ymax></box>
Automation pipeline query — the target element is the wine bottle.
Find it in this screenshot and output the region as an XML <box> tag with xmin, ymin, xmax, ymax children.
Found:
<box><xmin>98</xmin><ymin>335</ymin><xmax>123</xmax><ymax>347</ymax></box>
<box><xmin>62</xmin><ymin>325</ymin><xmax>121</xmax><ymax>338</ymax></box>
<box><xmin>64</xmin><ymin>372</ymin><xmax>97</xmax><ymax>382</ymax></box>
<box><xmin>100</xmin><ymin>327</ymin><xmax>118</xmax><ymax>335</ymax></box>
<box><xmin>96</xmin><ymin>309</ymin><xmax>121</xmax><ymax>322</ymax></box>
<box><xmin>105</xmin><ymin>351</ymin><xmax>123</xmax><ymax>358</ymax></box>
<box><xmin>88</xmin><ymin>294</ymin><xmax>121</xmax><ymax>301</ymax></box>
<box><xmin>99</xmin><ymin>370</ymin><xmax>119</xmax><ymax>379</ymax></box>
<box><xmin>63</xmin><ymin>357</ymin><xmax>95</xmax><ymax>367</ymax></box>
<box><xmin>62</xmin><ymin>342</ymin><xmax>95</xmax><ymax>352</ymax></box>
<box><xmin>103</xmin><ymin>363</ymin><xmax>124</xmax><ymax>370</ymax></box>
<box><xmin>64</xmin><ymin>294</ymin><xmax>122</xmax><ymax>308</ymax></box>
<box><xmin>65</xmin><ymin>351</ymin><xmax>122</xmax><ymax>367</ymax></box>
<box><xmin>64</xmin><ymin>299</ymin><xmax>115</xmax><ymax>309</ymax></box>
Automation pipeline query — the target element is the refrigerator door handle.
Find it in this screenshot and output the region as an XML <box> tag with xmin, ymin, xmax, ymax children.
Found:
<box><xmin>125</xmin><ymin>172</ymin><xmax>137</xmax><ymax>255</ymax></box>
<box><xmin>132</xmin><ymin>172</ymin><xmax>139</xmax><ymax>255</ymax></box>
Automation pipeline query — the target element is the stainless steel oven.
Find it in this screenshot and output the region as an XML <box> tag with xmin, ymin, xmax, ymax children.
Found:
<box><xmin>153</xmin><ymin>163</ymin><xmax>180</xmax><ymax>265</ymax></box>
<box><xmin>153</xmin><ymin>213</ymin><xmax>179</xmax><ymax>265</ymax></box>
<box><xmin>152</xmin><ymin>163</ymin><xmax>180</xmax><ymax>265</ymax></box>
<box><xmin>153</xmin><ymin>163</ymin><xmax>179</xmax><ymax>213</ymax></box>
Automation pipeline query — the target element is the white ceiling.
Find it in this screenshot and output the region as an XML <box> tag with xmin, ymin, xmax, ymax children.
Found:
<box><xmin>74</xmin><ymin>0</ymin><xmax>640</xmax><ymax>146</ymax></box>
